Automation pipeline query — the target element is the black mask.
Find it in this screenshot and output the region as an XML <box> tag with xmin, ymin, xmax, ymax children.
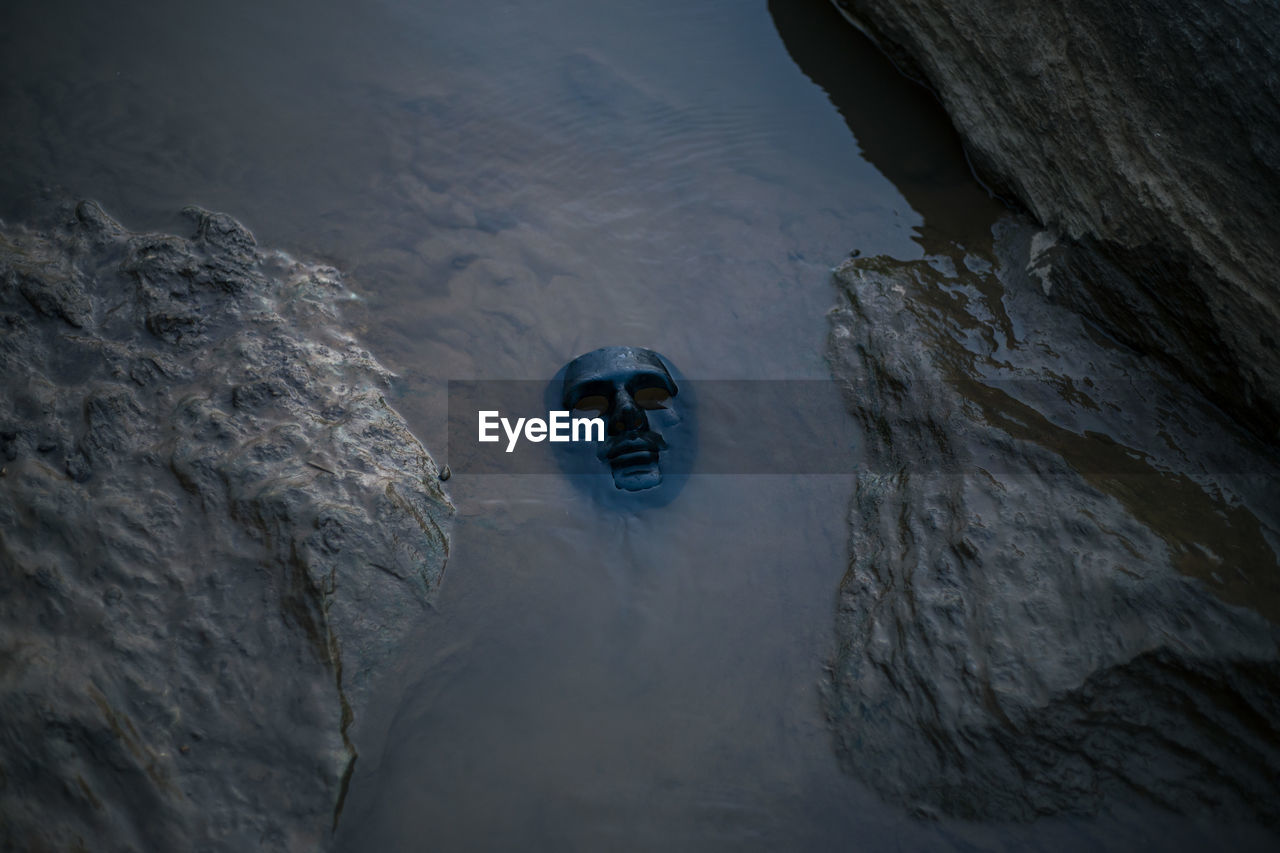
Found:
<box><xmin>560</xmin><ymin>346</ymin><xmax>682</xmax><ymax>492</ymax></box>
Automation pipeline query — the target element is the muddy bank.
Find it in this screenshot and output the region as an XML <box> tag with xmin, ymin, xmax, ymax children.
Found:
<box><xmin>830</xmin><ymin>0</ymin><xmax>1280</xmax><ymax>441</ymax></box>
<box><xmin>823</xmin><ymin>218</ymin><xmax>1280</xmax><ymax>824</ymax></box>
<box><xmin>0</xmin><ymin>202</ymin><xmax>452</xmax><ymax>851</ymax></box>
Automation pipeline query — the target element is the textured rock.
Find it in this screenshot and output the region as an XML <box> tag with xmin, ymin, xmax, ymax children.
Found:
<box><xmin>0</xmin><ymin>201</ymin><xmax>452</xmax><ymax>851</ymax></box>
<box><xmin>830</xmin><ymin>0</ymin><xmax>1280</xmax><ymax>441</ymax></box>
<box><xmin>823</xmin><ymin>220</ymin><xmax>1280</xmax><ymax>822</ymax></box>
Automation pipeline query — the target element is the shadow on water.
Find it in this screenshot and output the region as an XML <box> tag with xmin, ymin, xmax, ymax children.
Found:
<box><xmin>768</xmin><ymin>0</ymin><xmax>1008</xmax><ymax>252</ymax></box>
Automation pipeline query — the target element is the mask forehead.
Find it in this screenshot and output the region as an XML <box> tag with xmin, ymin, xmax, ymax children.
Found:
<box><xmin>562</xmin><ymin>346</ymin><xmax>677</xmax><ymax>405</ymax></box>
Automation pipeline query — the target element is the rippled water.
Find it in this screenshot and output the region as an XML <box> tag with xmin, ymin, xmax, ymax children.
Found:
<box><xmin>4</xmin><ymin>0</ymin><xmax>1275</xmax><ymax>850</ymax></box>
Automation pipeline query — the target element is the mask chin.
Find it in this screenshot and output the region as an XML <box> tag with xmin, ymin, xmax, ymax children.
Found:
<box><xmin>610</xmin><ymin>459</ymin><xmax>662</xmax><ymax>491</ymax></box>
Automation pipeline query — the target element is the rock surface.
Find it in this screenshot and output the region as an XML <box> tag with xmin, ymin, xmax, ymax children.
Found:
<box><xmin>830</xmin><ymin>0</ymin><xmax>1280</xmax><ymax>441</ymax></box>
<box><xmin>823</xmin><ymin>220</ymin><xmax>1280</xmax><ymax>823</ymax></box>
<box><xmin>0</xmin><ymin>202</ymin><xmax>452</xmax><ymax>851</ymax></box>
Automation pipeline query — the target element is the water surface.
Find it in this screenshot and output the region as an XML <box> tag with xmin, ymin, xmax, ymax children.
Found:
<box><xmin>5</xmin><ymin>0</ymin><xmax>1273</xmax><ymax>850</ymax></box>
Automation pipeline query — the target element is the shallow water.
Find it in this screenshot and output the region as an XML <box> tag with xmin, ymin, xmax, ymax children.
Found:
<box><xmin>3</xmin><ymin>0</ymin><xmax>1277</xmax><ymax>850</ymax></box>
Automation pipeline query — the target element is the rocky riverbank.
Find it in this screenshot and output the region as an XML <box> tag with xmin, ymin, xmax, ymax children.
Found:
<box><xmin>0</xmin><ymin>202</ymin><xmax>452</xmax><ymax>851</ymax></box>
<box><xmin>819</xmin><ymin>0</ymin><xmax>1280</xmax><ymax>826</ymax></box>
<box><xmin>823</xmin><ymin>218</ymin><xmax>1280</xmax><ymax>824</ymax></box>
<box><xmin>830</xmin><ymin>0</ymin><xmax>1280</xmax><ymax>442</ymax></box>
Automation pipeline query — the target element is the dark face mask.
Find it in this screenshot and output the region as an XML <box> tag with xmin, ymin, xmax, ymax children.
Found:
<box><xmin>560</xmin><ymin>346</ymin><xmax>680</xmax><ymax>492</ymax></box>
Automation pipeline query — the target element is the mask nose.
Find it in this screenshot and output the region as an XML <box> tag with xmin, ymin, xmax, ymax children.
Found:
<box><xmin>609</xmin><ymin>387</ymin><xmax>647</xmax><ymax>435</ymax></box>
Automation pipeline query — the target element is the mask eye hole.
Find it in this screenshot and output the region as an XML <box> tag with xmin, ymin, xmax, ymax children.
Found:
<box><xmin>572</xmin><ymin>394</ymin><xmax>609</xmax><ymax>416</ymax></box>
<box><xmin>634</xmin><ymin>386</ymin><xmax>671</xmax><ymax>410</ymax></box>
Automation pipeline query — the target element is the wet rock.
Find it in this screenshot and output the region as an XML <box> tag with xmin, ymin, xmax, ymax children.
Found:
<box><xmin>824</xmin><ymin>219</ymin><xmax>1280</xmax><ymax>823</ymax></box>
<box><xmin>0</xmin><ymin>201</ymin><xmax>453</xmax><ymax>851</ymax></box>
<box><xmin>829</xmin><ymin>0</ymin><xmax>1280</xmax><ymax>441</ymax></box>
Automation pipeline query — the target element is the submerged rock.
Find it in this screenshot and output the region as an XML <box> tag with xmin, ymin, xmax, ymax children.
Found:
<box><xmin>830</xmin><ymin>0</ymin><xmax>1280</xmax><ymax>441</ymax></box>
<box><xmin>824</xmin><ymin>219</ymin><xmax>1280</xmax><ymax>823</ymax></box>
<box><xmin>0</xmin><ymin>202</ymin><xmax>452</xmax><ymax>851</ymax></box>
